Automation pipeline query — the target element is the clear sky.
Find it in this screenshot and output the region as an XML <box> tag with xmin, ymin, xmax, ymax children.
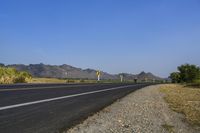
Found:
<box><xmin>0</xmin><ymin>0</ymin><xmax>200</xmax><ymax>77</ymax></box>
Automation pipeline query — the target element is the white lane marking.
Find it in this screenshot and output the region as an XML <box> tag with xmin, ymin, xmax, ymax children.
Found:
<box><xmin>0</xmin><ymin>85</ymin><xmax>137</xmax><ymax>111</ymax></box>
<box><xmin>0</xmin><ymin>84</ymin><xmax>98</xmax><ymax>92</ymax></box>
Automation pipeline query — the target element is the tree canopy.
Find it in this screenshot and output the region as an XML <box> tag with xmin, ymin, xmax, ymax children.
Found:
<box><xmin>169</xmin><ymin>64</ymin><xmax>200</xmax><ymax>83</ymax></box>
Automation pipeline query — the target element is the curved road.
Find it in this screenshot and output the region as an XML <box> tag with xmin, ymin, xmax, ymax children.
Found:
<box><xmin>0</xmin><ymin>83</ymin><xmax>150</xmax><ymax>133</ymax></box>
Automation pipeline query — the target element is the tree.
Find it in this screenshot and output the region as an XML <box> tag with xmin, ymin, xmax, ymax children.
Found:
<box><xmin>169</xmin><ymin>72</ymin><xmax>181</xmax><ymax>83</ymax></box>
<box><xmin>178</xmin><ymin>64</ymin><xmax>200</xmax><ymax>83</ymax></box>
<box><xmin>0</xmin><ymin>63</ymin><xmax>5</xmax><ymax>67</ymax></box>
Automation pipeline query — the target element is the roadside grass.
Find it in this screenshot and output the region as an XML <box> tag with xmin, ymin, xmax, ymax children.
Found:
<box><xmin>29</xmin><ymin>78</ymin><xmax>97</xmax><ymax>83</ymax></box>
<box><xmin>160</xmin><ymin>84</ymin><xmax>200</xmax><ymax>127</ymax></box>
<box><xmin>161</xmin><ymin>124</ymin><xmax>175</xmax><ymax>133</ymax></box>
<box><xmin>186</xmin><ymin>80</ymin><xmax>200</xmax><ymax>88</ymax></box>
<box><xmin>186</xmin><ymin>83</ymin><xmax>200</xmax><ymax>89</ymax></box>
<box><xmin>29</xmin><ymin>78</ymin><xmax>67</xmax><ymax>83</ymax></box>
<box><xmin>29</xmin><ymin>78</ymin><xmax>139</xmax><ymax>84</ymax></box>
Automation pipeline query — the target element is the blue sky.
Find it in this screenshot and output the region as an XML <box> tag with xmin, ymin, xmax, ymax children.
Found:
<box><xmin>0</xmin><ymin>0</ymin><xmax>200</xmax><ymax>77</ymax></box>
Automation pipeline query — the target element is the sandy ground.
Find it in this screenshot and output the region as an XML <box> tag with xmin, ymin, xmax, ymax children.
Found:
<box><xmin>65</xmin><ymin>85</ymin><xmax>199</xmax><ymax>133</ymax></box>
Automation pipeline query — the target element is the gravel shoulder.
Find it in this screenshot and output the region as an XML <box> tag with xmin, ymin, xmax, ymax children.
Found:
<box><xmin>65</xmin><ymin>85</ymin><xmax>199</xmax><ymax>133</ymax></box>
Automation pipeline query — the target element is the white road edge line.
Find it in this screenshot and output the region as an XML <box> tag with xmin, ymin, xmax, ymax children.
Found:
<box><xmin>0</xmin><ymin>85</ymin><xmax>137</xmax><ymax>111</ymax></box>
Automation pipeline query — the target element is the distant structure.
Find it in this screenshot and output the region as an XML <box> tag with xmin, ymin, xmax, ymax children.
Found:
<box><xmin>120</xmin><ymin>75</ymin><xmax>123</xmax><ymax>82</ymax></box>
<box><xmin>96</xmin><ymin>70</ymin><xmax>101</xmax><ymax>81</ymax></box>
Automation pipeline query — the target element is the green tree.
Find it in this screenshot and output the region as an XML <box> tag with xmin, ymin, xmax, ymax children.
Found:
<box><xmin>178</xmin><ymin>64</ymin><xmax>200</xmax><ymax>83</ymax></box>
<box><xmin>0</xmin><ymin>63</ymin><xmax>5</xmax><ymax>67</ymax></box>
<box><xmin>169</xmin><ymin>72</ymin><xmax>181</xmax><ymax>83</ymax></box>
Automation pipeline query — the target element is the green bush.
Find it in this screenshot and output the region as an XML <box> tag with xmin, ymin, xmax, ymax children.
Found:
<box><xmin>178</xmin><ymin>64</ymin><xmax>200</xmax><ymax>83</ymax></box>
<box><xmin>169</xmin><ymin>72</ymin><xmax>181</xmax><ymax>83</ymax></box>
<box><xmin>80</xmin><ymin>79</ymin><xmax>85</xmax><ymax>83</ymax></box>
<box><xmin>169</xmin><ymin>64</ymin><xmax>200</xmax><ymax>83</ymax></box>
<box><xmin>0</xmin><ymin>67</ymin><xmax>32</xmax><ymax>84</ymax></box>
<box><xmin>13</xmin><ymin>75</ymin><xmax>26</xmax><ymax>83</ymax></box>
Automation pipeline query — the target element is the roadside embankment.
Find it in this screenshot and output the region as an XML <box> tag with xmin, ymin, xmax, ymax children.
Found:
<box><xmin>160</xmin><ymin>84</ymin><xmax>200</xmax><ymax>128</ymax></box>
<box><xmin>65</xmin><ymin>85</ymin><xmax>199</xmax><ymax>133</ymax></box>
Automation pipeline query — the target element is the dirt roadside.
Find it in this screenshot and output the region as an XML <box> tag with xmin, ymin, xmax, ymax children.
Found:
<box><xmin>65</xmin><ymin>85</ymin><xmax>199</xmax><ymax>133</ymax></box>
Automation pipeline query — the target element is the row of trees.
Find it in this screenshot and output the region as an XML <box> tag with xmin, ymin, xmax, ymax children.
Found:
<box><xmin>170</xmin><ymin>64</ymin><xmax>200</xmax><ymax>83</ymax></box>
<box><xmin>0</xmin><ymin>67</ymin><xmax>32</xmax><ymax>84</ymax></box>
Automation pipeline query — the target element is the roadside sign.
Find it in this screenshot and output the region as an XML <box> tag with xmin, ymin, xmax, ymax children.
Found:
<box><xmin>96</xmin><ymin>71</ymin><xmax>100</xmax><ymax>76</ymax></box>
<box><xmin>96</xmin><ymin>71</ymin><xmax>101</xmax><ymax>81</ymax></box>
<box><xmin>120</xmin><ymin>75</ymin><xmax>123</xmax><ymax>82</ymax></box>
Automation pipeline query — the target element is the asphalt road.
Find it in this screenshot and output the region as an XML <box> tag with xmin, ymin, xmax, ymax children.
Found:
<box><xmin>0</xmin><ymin>83</ymin><xmax>151</xmax><ymax>133</ymax></box>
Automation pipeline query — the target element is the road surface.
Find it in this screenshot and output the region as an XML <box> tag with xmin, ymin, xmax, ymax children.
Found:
<box><xmin>0</xmin><ymin>83</ymin><xmax>150</xmax><ymax>133</ymax></box>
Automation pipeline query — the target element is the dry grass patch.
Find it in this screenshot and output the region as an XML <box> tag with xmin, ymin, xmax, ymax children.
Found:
<box><xmin>29</xmin><ymin>78</ymin><xmax>98</xmax><ymax>84</ymax></box>
<box><xmin>162</xmin><ymin>124</ymin><xmax>175</xmax><ymax>133</ymax></box>
<box><xmin>160</xmin><ymin>84</ymin><xmax>200</xmax><ymax>127</ymax></box>
<box><xmin>29</xmin><ymin>78</ymin><xmax>67</xmax><ymax>83</ymax></box>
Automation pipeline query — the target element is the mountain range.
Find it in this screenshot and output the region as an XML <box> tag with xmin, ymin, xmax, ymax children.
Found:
<box><xmin>1</xmin><ymin>63</ymin><xmax>163</xmax><ymax>81</ymax></box>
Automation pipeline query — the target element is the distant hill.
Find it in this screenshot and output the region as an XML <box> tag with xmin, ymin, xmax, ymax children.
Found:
<box><xmin>2</xmin><ymin>63</ymin><xmax>163</xmax><ymax>81</ymax></box>
<box><xmin>6</xmin><ymin>63</ymin><xmax>117</xmax><ymax>80</ymax></box>
<box><xmin>137</xmin><ymin>71</ymin><xmax>162</xmax><ymax>81</ymax></box>
<box><xmin>118</xmin><ymin>71</ymin><xmax>162</xmax><ymax>81</ymax></box>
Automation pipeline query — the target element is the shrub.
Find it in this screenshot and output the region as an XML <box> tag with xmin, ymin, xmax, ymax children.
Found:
<box><xmin>169</xmin><ymin>64</ymin><xmax>200</xmax><ymax>83</ymax></box>
<box><xmin>80</xmin><ymin>79</ymin><xmax>85</xmax><ymax>83</ymax></box>
<box><xmin>169</xmin><ymin>72</ymin><xmax>181</xmax><ymax>83</ymax></box>
<box><xmin>178</xmin><ymin>64</ymin><xmax>200</xmax><ymax>83</ymax></box>
<box><xmin>0</xmin><ymin>67</ymin><xmax>32</xmax><ymax>84</ymax></box>
<box><xmin>66</xmin><ymin>79</ymin><xmax>75</xmax><ymax>83</ymax></box>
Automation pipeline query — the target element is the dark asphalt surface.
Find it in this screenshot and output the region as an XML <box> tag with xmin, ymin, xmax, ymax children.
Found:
<box><xmin>0</xmin><ymin>83</ymin><xmax>151</xmax><ymax>133</ymax></box>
